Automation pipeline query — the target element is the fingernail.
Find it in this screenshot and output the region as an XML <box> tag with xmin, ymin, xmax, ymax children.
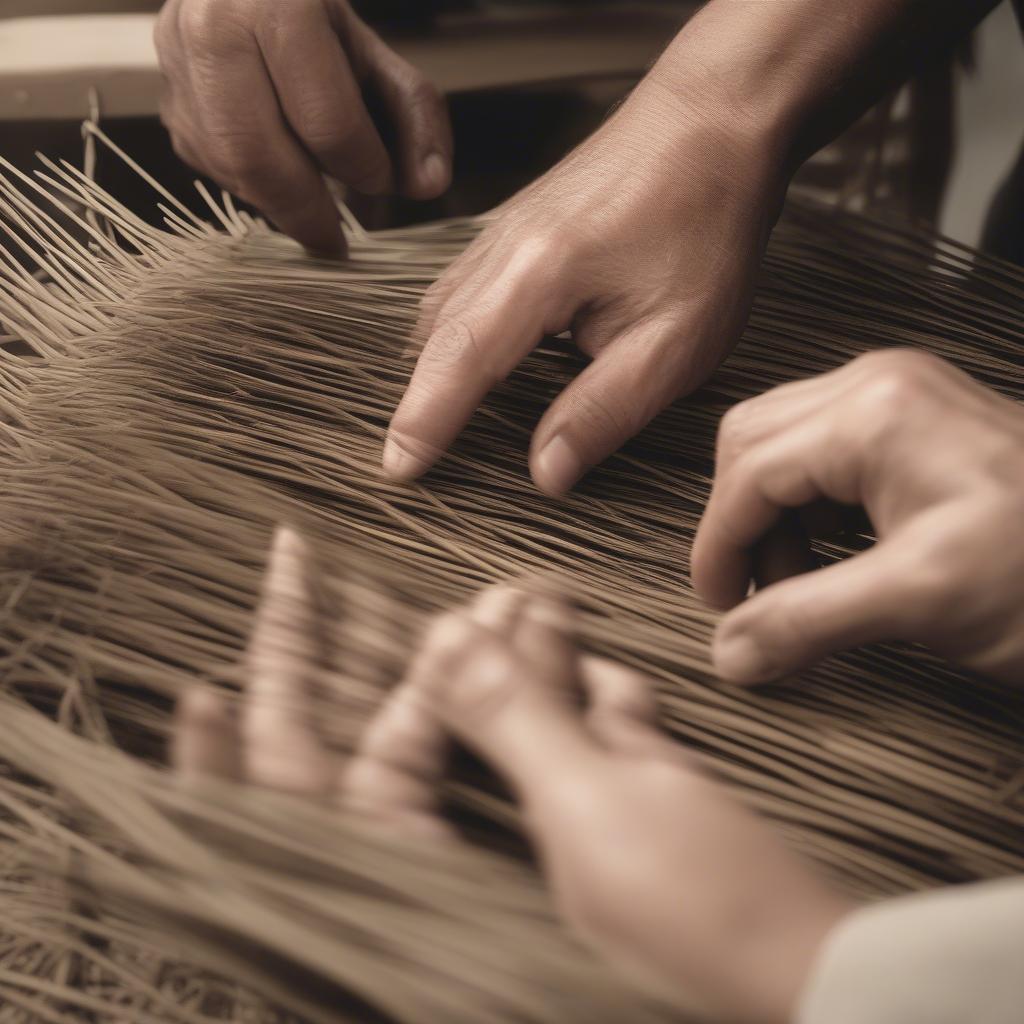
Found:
<box><xmin>267</xmin><ymin>523</ymin><xmax>313</xmax><ymax>594</ymax></box>
<box><xmin>382</xmin><ymin>435</ymin><xmax>432</xmax><ymax>482</ymax></box>
<box><xmin>533</xmin><ymin>434</ymin><xmax>581</xmax><ymax>496</ymax></box>
<box><xmin>420</xmin><ymin>152</ymin><xmax>449</xmax><ymax>195</ymax></box>
<box><xmin>713</xmin><ymin>632</ymin><xmax>772</xmax><ymax>685</ymax></box>
<box><xmin>305</xmin><ymin>230</ymin><xmax>346</xmax><ymax>260</ymax></box>
<box><xmin>272</xmin><ymin>522</ymin><xmax>307</xmax><ymax>558</ymax></box>
<box><xmin>181</xmin><ymin>687</ymin><xmax>229</xmax><ymax>726</ymax></box>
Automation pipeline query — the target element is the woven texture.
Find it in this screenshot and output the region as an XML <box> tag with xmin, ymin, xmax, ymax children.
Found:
<box><xmin>0</xmin><ymin>130</ymin><xmax>1022</xmax><ymax>1022</ymax></box>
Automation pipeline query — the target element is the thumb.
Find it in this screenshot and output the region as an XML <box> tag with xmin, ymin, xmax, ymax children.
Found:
<box><xmin>406</xmin><ymin>612</ymin><xmax>599</xmax><ymax>799</ymax></box>
<box><xmin>713</xmin><ymin>543</ymin><xmax>927</xmax><ymax>684</ymax></box>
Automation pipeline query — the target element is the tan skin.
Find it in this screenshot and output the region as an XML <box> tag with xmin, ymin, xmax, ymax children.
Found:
<box><xmin>693</xmin><ymin>349</ymin><xmax>1024</xmax><ymax>686</ymax></box>
<box><xmin>177</xmin><ymin>360</ymin><xmax>1022</xmax><ymax>1020</ymax></box>
<box><xmin>382</xmin><ymin>0</ymin><xmax>999</xmax><ymax>494</ymax></box>
<box><xmin>176</xmin><ymin>525</ymin><xmax>852</xmax><ymax>1024</ymax></box>
<box><xmin>155</xmin><ymin>0</ymin><xmax>452</xmax><ymax>255</ymax></box>
<box><xmin>161</xmin><ymin>0</ymin><xmax>1018</xmax><ymax>1009</ymax></box>
<box><xmin>155</xmin><ymin>0</ymin><xmax>997</xmax><ymax>492</ymax></box>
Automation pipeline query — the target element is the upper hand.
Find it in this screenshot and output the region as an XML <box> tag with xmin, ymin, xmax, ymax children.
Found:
<box><xmin>383</xmin><ymin>73</ymin><xmax>790</xmax><ymax>495</ymax></box>
<box><xmin>692</xmin><ymin>349</ymin><xmax>1024</xmax><ymax>685</ymax></box>
<box><xmin>155</xmin><ymin>0</ymin><xmax>452</xmax><ymax>254</ymax></box>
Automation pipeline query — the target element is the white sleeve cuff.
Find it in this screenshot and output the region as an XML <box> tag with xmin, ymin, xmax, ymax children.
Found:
<box><xmin>796</xmin><ymin>877</ymin><xmax>1024</xmax><ymax>1024</ymax></box>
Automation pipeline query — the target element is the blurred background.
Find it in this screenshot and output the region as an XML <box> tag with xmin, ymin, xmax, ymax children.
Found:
<box><xmin>1</xmin><ymin>0</ymin><xmax>1022</xmax><ymax>258</ymax></box>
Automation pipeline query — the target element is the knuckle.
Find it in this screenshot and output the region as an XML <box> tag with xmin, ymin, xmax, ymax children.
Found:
<box><xmin>169</xmin><ymin>133</ymin><xmax>194</xmax><ymax>166</ymax></box>
<box><xmin>419</xmin><ymin>279</ymin><xmax>450</xmax><ymax>318</ymax></box>
<box><xmin>717</xmin><ymin>400</ymin><xmax>756</xmax><ymax>464</ymax></box>
<box><xmin>179</xmin><ymin>0</ymin><xmax>216</xmax><ymax>39</ymax></box>
<box><xmin>181</xmin><ymin>0</ymin><xmax>250</xmax><ymax>55</ymax></box>
<box><xmin>573</xmin><ymin>389</ymin><xmax>634</xmax><ymax>442</ymax></box>
<box><xmin>258</xmin><ymin>0</ymin><xmax>317</xmax><ymax>36</ymax></box>
<box><xmin>153</xmin><ymin>8</ymin><xmax>175</xmax><ymax>51</ymax></box>
<box><xmin>422</xmin><ymin>611</ymin><xmax>477</xmax><ymax>657</ymax></box>
<box><xmin>445</xmin><ymin>647</ymin><xmax>521</xmax><ymax>724</ymax></box>
<box><xmin>158</xmin><ymin>95</ymin><xmax>176</xmax><ymax>130</ymax></box>
<box><xmin>852</xmin><ymin>349</ymin><xmax>945</xmax><ymax>414</ymax></box>
<box><xmin>847</xmin><ymin>351</ymin><xmax>942</xmax><ymax>443</ymax></box>
<box><xmin>296</xmin><ymin>106</ymin><xmax>361</xmax><ymax>157</ymax></box>
<box><xmin>209</xmin><ymin>139</ymin><xmax>274</xmax><ymax>198</ymax></box>
<box><xmin>513</xmin><ymin>231</ymin><xmax>567</xmax><ymax>273</ymax></box>
<box><xmin>423</xmin><ymin>318</ymin><xmax>493</xmax><ymax>378</ymax></box>
<box><xmin>423</xmin><ymin>278</ymin><xmax>447</xmax><ymax>304</ymax></box>
<box><xmin>856</xmin><ymin>346</ymin><xmax>946</xmax><ymax>377</ymax></box>
<box><xmin>405</xmin><ymin>74</ymin><xmax>443</xmax><ymax>116</ymax></box>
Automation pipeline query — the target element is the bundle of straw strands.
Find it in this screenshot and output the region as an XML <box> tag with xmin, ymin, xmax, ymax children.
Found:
<box><xmin>0</xmin><ymin>125</ymin><xmax>1022</xmax><ymax>1023</ymax></box>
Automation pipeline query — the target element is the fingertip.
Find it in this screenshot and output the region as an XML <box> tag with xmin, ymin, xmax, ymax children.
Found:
<box><xmin>381</xmin><ymin>433</ymin><xmax>435</xmax><ymax>482</ymax></box>
<box><xmin>410</xmin><ymin>151</ymin><xmax>450</xmax><ymax>200</ymax></box>
<box><xmin>267</xmin><ymin>523</ymin><xmax>312</xmax><ymax>588</ymax></box>
<box><xmin>272</xmin><ymin>521</ymin><xmax>308</xmax><ymax>556</ymax></box>
<box><xmin>178</xmin><ymin>685</ymin><xmax>230</xmax><ymax>725</ymax></box>
<box><xmin>531</xmin><ymin>433</ymin><xmax>583</xmax><ymax>497</ymax></box>
<box><xmin>712</xmin><ymin>628</ymin><xmax>775</xmax><ymax>685</ymax></box>
<box><xmin>273</xmin><ymin>193</ymin><xmax>347</xmax><ymax>258</ymax></box>
<box><xmin>173</xmin><ymin>686</ymin><xmax>240</xmax><ymax>779</ymax></box>
<box><xmin>519</xmin><ymin>590</ymin><xmax>573</xmax><ymax>633</ymax></box>
<box><xmin>469</xmin><ymin>584</ymin><xmax>528</xmax><ymax>631</ymax></box>
<box><xmin>690</xmin><ymin>533</ymin><xmax>754</xmax><ymax>612</ymax></box>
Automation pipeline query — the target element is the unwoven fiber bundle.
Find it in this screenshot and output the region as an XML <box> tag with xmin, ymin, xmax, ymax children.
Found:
<box><xmin>0</xmin><ymin>127</ymin><xmax>1022</xmax><ymax>1023</ymax></box>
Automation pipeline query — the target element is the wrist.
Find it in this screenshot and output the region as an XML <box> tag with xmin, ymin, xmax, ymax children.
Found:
<box><xmin>643</xmin><ymin>11</ymin><xmax>810</xmax><ymax>175</ymax></box>
<box><xmin>615</xmin><ymin>68</ymin><xmax>792</xmax><ymax>247</ymax></box>
<box><xmin>750</xmin><ymin>894</ymin><xmax>858</xmax><ymax>1024</ymax></box>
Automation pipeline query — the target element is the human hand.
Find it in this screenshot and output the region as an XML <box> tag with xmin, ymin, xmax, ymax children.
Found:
<box><xmin>400</xmin><ymin>586</ymin><xmax>851</xmax><ymax>1023</ymax></box>
<box><xmin>174</xmin><ymin>524</ymin><xmax>453</xmax><ymax>840</ymax></box>
<box><xmin>155</xmin><ymin>0</ymin><xmax>451</xmax><ymax>254</ymax></box>
<box><xmin>383</xmin><ymin>68</ymin><xmax>791</xmax><ymax>495</ymax></box>
<box><xmin>176</xmin><ymin>542</ymin><xmax>851</xmax><ymax>1023</ymax></box>
<box><xmin>692</xmin><ymin>349</ymin><xmax>1024</xmax><ymax>685</ymax></box>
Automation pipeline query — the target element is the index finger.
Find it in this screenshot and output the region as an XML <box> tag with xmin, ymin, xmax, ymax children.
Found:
<box><xmin>383</xmin><ymin>256</ymin><xmax>553</xmax><ymax>481</ymax></box>
<box><xmin>256</xmin><ymin>5</ymin><xmax>392</xmax><ymax>195</ymax></box>
<box><xmin>692</xmin><ymin>415</ymin><xmax>849</xmax><ymax>610</ymax></box>
<box><xmin>192</xmin><ymin>43</ymin><xmax>345</xmax><ymax>254</ymax></box>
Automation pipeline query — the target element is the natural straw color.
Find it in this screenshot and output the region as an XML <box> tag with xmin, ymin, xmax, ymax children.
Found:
<box><xmin>0</xmin><ymin>124</ymin><xmax>1022</xmax><ymax>1022</ymax></box>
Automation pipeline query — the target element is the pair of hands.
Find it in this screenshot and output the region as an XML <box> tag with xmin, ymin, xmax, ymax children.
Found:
<box><xmin>175</xmin><ymin>345</ymin><xmax>1024</xmax><ymax>1020</ymax></box>
<box><xmin>175</xmin><ymin>526</ymin><xmax>851</xmax><ymax>1024</ymax></box>
<box><xmin>156</xmin><ymin>0</ymin><xmax>1024</xmax><ymax>684</ymax></box>
<box><xmin>156</xmin><ymin>0</ymin><xmax>786</xmax><ymax>491</ymax></box>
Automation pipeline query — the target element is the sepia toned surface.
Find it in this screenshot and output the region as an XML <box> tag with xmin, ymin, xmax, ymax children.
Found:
<box><xmin>0</xmin><ymin>129</ymin><xmax>1021</xmax><ymax>1021</ymax></box>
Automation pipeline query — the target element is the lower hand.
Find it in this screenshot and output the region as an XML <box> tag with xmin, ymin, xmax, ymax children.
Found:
<box><xmin>176</xmin><ymin>530</ymin><xmax>850</xmax><ymax>1023</ymax></box>
<box><xmin>692</xmin><ymin>349</ymin><xmax>1024</xmax><ymax>685</ymax></box>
